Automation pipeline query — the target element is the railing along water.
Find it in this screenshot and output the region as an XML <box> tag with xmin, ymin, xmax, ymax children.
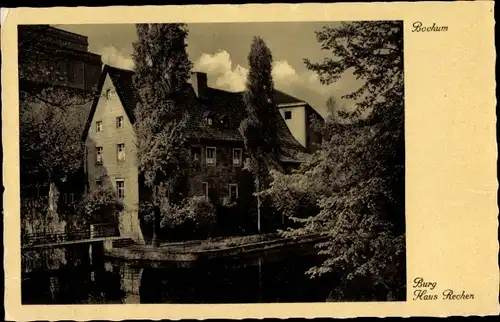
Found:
<box><xmin>22</xmin><ymin>223</ymin><xmax>119</xmax><ymax>247</ymax></box>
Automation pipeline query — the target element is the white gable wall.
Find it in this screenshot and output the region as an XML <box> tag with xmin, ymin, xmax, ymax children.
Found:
<box><xmin>279</xmin><ymin>104</ymin><xmax>307</xmax><ymax>148</ymax></box>
<box><xmin>85</xmin><ymin>74</ymin><xmax>144</xmax><ymax>244</ymax></box>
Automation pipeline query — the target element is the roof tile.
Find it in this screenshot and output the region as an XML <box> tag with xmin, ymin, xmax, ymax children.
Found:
<box><xmin>84</xmin><ymin>65</ymin><xmax>309</xmax><ymax>162</ymax></box>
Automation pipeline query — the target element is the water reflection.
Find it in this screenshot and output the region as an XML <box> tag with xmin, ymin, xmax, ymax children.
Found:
<box><xmin>22</xmin><ymin>253</ymin><xmax>334</xmax><ymax>304</ymax></box>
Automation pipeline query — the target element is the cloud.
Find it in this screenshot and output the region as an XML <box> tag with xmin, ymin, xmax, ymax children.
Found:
<box><xmin>272</xmin><ymin>60</ymin><xmax>301</xmax><ymax>85</ymax></box>
<box><xmin>194</xmin><ymin>50</ymin><xmax>248</xmax><ymax>92</ymax></box>
<box><xmin>193</xmin><ymin>51</ymin><xmax>365</xmax><ymax>117</ymax></box>
<box><xmin>99</xmin><ymin>45</ymin><xmax>135</xmax><ymax>70</ymax></box>
<box><xmin>194</xmin><ymin>50</ymin><xmax>233</xmax><ymax>75</ymax></box>
<box><xmin>215</xmin><ymin>65</ymin><xmax>248</xmax><ymax>92</ymax></box>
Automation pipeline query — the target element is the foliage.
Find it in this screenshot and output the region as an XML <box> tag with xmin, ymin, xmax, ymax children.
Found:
<box><xmin>199</xmin><ymin>232</ymin><xmax>280</xmax><ymax>250</ymax></box>
<box><xmin>132</xmin><ymin>23</ymin><xmax>194</xmax><ymax>244</ymax></box>
<box><xmin>264</xmin><ymin>21</ymin><xmax>405</xmax><ymax>301</ymax></box>
<box><xmin>80</xmin><ymin>186</ymin><xmax>124</xmax><ymax>224</ymax></box>
<box><xmin>19</xmin><ymin>26</ymin><xmax>93</xmax><ymax>235</ymax></box>
<box><xmin>239</xmin><ymin>36</ymin><xmax>282</xmax><ymax>179</ymax></box>
<box><xmin>159</xmin><ymin>196</ymin><xmax>217</xmax><ymax>238</ymax></box>
<box><xmin>132</xmin><ymin>23</ymin><xmax>193</xmax><ymax>192</ymax></box>
<box><xmin>21</xmin><ymin>196</ymin><xmax>51</xmax><ymax>236</ymax></box>
<box><xmin>19</xmin><ymin>26</ymin><xmax>92</xmax><ymax>178</ymax></box>
<box><xmin>239</xmin><ymin>37</ymin><xmax>283</xmax><ymax>233</ymax></box>
<box><xmin>20</xmin><ymin>101</ymin><xmax>87</xmax><ymax>185</ymax></box>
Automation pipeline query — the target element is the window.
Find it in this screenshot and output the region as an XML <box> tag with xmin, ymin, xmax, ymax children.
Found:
<box><xmin>116</xmin><ymin>180</ymin><xmax>125</xmax><ymax>199</ymax></box>
<box><xmin>232</xmin><ymin>148</ymin><xmax>242</xmax><ymax>166</ymax></box>
<box><xmin>117</xmin><ymin>143</ymin><xmax>125</xmax><ymax>161</ymax></box>
<box><xmin>96</xmin><ymin>180</ymin><xmax>103</xmax><ymax>188</ymax></box>
<box><xmin>56</xmin><ymin>60</ymin><xmax>67</xmax><ymax>82</ymax></box>
<box><xmin>96</xmin><ymin>147</ymin><xmax>103</xmax><ymax>164</ymax></box>
<box><xmin>39</xmin><ymin>60</ymin><xmax>50</xmax><ymax>80</ymax></box>
<box><xmin>74</xmin><ymin>61</ymin><xmax>85</xmax><ymax>88</ymax></box>
<box><xmin>229</xmin><ymin>184</ymin><xmax>239</xmax><ymax>200</ymax></box>
<box><xmin>67</xmin><ymin>62</ymin><xmax>75</xmax><ymax>85</ymax></box>
<box><xmin>116</xmin><ymin>116</ymin><xmax>123</xmax><ymax>128</ymax></box>
<box><xmin>202</xmin><ymin>182</ymin><xmax>209</xmax><ymax>199</ymax></box>
<box><xmin>62</xmin><ymin>193</ymin><xmax>75</xmax><ymax>203</ymax></box>
<box><xmin>284</xmin><ymin>111</ymin><xmax>292</xmax><ymax>120</ymax></box>
<box><xmin>206</xmin><ymin>147</ymin><xmax>216</xmax><ymax>165</ymax></box>
<box><xmin>105</xmin><ymin>88</ymin><xmax>113</xmax><ymax>100</ymax></box>
<box><xmin>48</xmin><ymin>60</ymin><xmax>57</xmax><ymax>81</ymax></box>
<box><xmin>191</xmin><ymin>146</ymin><xmax>201</xmax><ymax>161</ymax></box>
<box><xmin>96</xmin><ymin>121</ymin><xmax>102</xmax><ymax>132</ymax></box>
<box><xmin>202</xmin><ymin>111</ymin><xmax>213</xmax><ymax>126</ymax></box>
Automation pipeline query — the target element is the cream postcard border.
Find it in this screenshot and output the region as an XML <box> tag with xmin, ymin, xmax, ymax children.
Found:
<box><xmin>2</xmin><ymin>2</ymin><xmax>498</xmax><ymax>320</ymax></box>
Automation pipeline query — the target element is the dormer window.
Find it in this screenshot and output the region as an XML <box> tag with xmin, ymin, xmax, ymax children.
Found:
<box><xmin>105</xmin><ymin>88</ymin><xmax>113</xmax><ymax>100</ymax></box>
<box><xmin>203</xmin><ymin>110</ymin><xmax>213</xmax><ymax>126</ymax></box>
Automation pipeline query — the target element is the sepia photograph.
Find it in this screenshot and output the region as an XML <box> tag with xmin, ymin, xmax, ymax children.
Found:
<box><xmin>18</xmin><ymin>20</ymin><xmax>406</xmax><ymax>304</ymax></box>
<box><xmin>2</xmin><ymin>2</ymin><xmax>498</xmax><ymax>319</ymax></box>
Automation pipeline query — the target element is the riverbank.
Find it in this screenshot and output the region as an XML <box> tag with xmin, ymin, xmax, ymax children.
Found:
<box><xmin>104</xmin><ymin>232</ymin><xmax>328</xmax><ymax>267</ymax></box>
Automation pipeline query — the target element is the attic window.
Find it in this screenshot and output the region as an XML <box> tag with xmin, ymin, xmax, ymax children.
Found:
<box><xmin>203</xmin><ymin>111</ymin><xmax>213</xmax><ymax>126</ymax></box>
<box><xmin>285</xmin><ymin>111</ymin><xmax>292</xmax><ymax>120</ymax></box>
<box><xmin>105</xmin><ymin>88</ymin><xmax>113</xmax><ymax>100</ymax></box>
<box><xmin>116</xmin><ymin>116</ymin><xmax>124</xmax><ymax>128</ymax></box>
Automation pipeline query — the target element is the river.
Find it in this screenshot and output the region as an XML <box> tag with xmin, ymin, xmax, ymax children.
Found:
<box><xmin>22</xmin><ymin>252</ymin><xmax>336</xmax><ymax>304</ymax></box>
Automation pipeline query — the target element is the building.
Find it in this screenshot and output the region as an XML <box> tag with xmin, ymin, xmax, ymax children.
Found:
<box><xmin>19</xmin><ymin>25</ymin><xmax>102</xmax><ymax>198</ymax></box>
<box><xmin>19</xmin><ymin>26</ymin><xmax>103</xmax><ymax>235</ymax></box>
<box><xmin>18</xmin><ymin>25</ymin><xmax>102</xmax><ymax>92</ymax></box>
<box><xmin>82</xmin><ymin>65</ymin><xmax>323</xmax><ymax>243</ymax></box>
<box><xmin>275</xmin><ymin>91</ymin><xmax>324</xmax><ymax>152</ymax></box>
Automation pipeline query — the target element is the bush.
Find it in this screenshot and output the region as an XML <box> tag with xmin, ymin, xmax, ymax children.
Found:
<box><xmin>160</xmin><ymin>196</ymin><xmax>216</xmax><ymax>239</ymax></box>
<box><xmin>80</xmin><ymin>186</ymin><xmax>124</xmax><ymax>224</ymax></box>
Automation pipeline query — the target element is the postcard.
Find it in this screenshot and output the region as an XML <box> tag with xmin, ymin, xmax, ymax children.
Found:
<box><xmin>2</xmin><ymin>2</ymin><xmax>498</xmax><ymax>320</ymax></box>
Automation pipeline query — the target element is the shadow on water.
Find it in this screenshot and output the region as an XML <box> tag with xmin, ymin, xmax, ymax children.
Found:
<box><xmin>22</xmin><ymin>251</ymin><xmax>335</xmax><ymax>304</ymax></box>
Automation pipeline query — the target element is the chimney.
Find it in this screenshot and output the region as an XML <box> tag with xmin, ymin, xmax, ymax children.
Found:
<box><xmin>190</xmin><ymin>72</ymin><xmax>208</xmax><ymax>98</ymax></box>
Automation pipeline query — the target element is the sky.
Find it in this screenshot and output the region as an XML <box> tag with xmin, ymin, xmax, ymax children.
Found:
<box><xmin>57</xmin><ymin>22</ymin><xmax>363</xmax><ymax>117</ymax></box>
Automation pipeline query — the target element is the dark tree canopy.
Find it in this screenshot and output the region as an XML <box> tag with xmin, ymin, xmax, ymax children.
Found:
<box><xmin>265</xmin><ymin>21</ymin><xmax>405</xmax><ymax>301</ymax></box>
<box><xmin>18</xmin><ymin>26</ymin><xmax>93</xmax><ymax>192</ymax></box>
<box><xmin>305</xmin><ymin>21</ymin><xmax>404</xmax><ymax>124</ymax></box>
<box><xmin>132</xmin><ymin>23</ymin><xmax>193</xmax><ymax>192</ymax></box>
<box><xmin>132</xmin><ymin>24</ymin><xmax>194</xmax><ymax>244</ymax></box>
<box><xmin>240</xmin><ymin>36</ymin><xmax>281</xmax><ymax>179</ymax></box>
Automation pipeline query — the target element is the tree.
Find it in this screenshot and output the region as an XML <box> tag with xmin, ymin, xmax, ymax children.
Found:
<box><xmin>239</xmin><ymin>36</ymin><xmax>281</xmax><ymax>234</ymax></box>
<box><xmin>81</xmin><ymin>186</ymin><xmax>125</xmax><ymax>225</ymax></box>
<box><xmin>264</xmin><ymin>21</ymin><xmax>405</xmax><ymax>301</ymax></box>
<box><xmin>20</xmin><ymin>100</ymin><xmax>87</xmax><ymax>212</ymax></box>
<box><xmin>18</xmin><ymin>26</ymin><xmax>94</xmax><ymax>235</ymax></box>
<box><xmin>132</xmin><ymin>23</ymin><xmax>193</xmax><ymax>246</ymax></box>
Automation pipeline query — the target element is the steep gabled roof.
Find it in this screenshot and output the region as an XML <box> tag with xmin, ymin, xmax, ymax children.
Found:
<box><xmin>82</xmin><ymin>65</ymin><xmax>309</xmax><ymax>161</ymax></box>
<box><xmin>274</xmin><ymin>90</ymin><xmax>306</xmax><ymax>106</ymax></box>
<box><xmin>81</xmin><ymin>65</ymin><xmax>136</xmax><ymax>141</ymax></box>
